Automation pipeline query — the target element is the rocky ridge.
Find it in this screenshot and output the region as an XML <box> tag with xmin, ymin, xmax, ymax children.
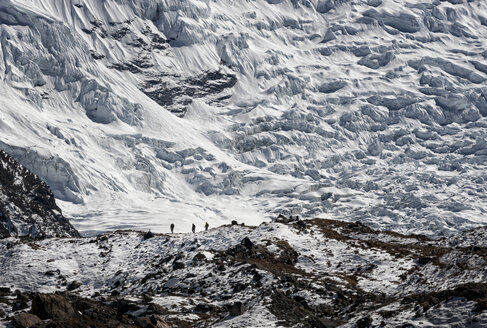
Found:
<box><xmin>0</xmin><ymin>150</ymin><xmax>79</xmax><ymax>239</ymax></box>
<box><xmin>1</xmin><ymin>217</ymin><xmax>486</xmax><ymax>327</ymax></box>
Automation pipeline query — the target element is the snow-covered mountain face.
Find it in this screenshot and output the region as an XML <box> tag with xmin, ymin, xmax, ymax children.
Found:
<box><xmin>0</xmin><ymin>150</ymin><xmax>79</xmax><ymax>238</ymax></box>
<box><xmin>1</xmin><ymin>0</ymin><xmax>487</xmax><ymax>236</ymax></box>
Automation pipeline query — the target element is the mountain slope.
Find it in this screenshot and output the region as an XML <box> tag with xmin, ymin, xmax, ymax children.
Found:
<box><xmin>0</xmin><ymin>0</ymin><xmax>486</xmax><ymax>236</ymax></box>
<box><xmin>0</xmin><ymin>150</ymin><xmax>79</xmax><ymax>238</ymax></box>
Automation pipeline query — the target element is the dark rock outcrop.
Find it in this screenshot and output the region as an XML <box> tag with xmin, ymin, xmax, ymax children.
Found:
<box><xmin>0</xmin><ymin>150</ymin><xmax>80</xmax><ymax>239</ymax></box>
<box><xmin>11</xmin><ymin>313</ymin><xmax>41</xmax><ymax>328</ymax></box>
<box><xmin>27</xmin><ymin>293</ymin><xmax>144</xmax><ymax>328</ymax></box>
<box><xmin>32</xmin><ymin>293</ymin><xmax>76</xmax><ymax>319</ymax></box>
<box><xmin>241</xmin><ymin>237</ymin><xmax>254</xmax><ymax>250</ymax></box>
<box><xmin>142</xmin><ymin>71</ymin><xmax>237</xmax><ymax>117</ymax></box>
<box><xmin>228</xmin><ymin>301</ymin><xmax>245</xmax><ymax>316</ymax></box>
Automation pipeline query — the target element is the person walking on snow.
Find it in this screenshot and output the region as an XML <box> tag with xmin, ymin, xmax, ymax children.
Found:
<box><xmin>205</xmin><ymin>222</ymin><xmax>209</xmax><ymax>231</ymax></box>
<box><xmin>170</xmin><ymin>223</ymin><xmax>174</xmax><ymax>234</ymax></box>
<box><xmin>192</xmin><ymin>223</ymin><xmax>196</xmax><ymax>233</ymax></box>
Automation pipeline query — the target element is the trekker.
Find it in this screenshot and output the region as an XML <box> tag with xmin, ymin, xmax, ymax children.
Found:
<box><xmin>205</xmin><ymin>222</ymin><xmax>209</xmax><ymax>231</ymax></box>
<box><xmin>170</xmin><ymin>223</ymin><xmax>175</xmax><ymax>234</ymax></box>
<box><xmin>192</xmin><ymin>223</ymin><xmax>196</xmax><ymax>233</ymax></box>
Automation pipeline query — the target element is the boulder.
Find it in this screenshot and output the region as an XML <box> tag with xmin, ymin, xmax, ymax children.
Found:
<box><xmin>67</xmin><ymin>281</ymin><xmax>82</xmax><ymax>291</ymax></box>
<box><xmin>12</xmin><ymin>300</ymin><xmax>29</xmax><ymax>311</ymax></box>
<box><xmin>193</xmin><ymin>252</ymin><xmax>206</xmax><ymax>262</ymax></box>
<box><xmin>229</xmin><ymin>302</ymin><xmax>245</xmax><ymax>316</ymax></box>
<box><xmin>194</xmin><ymin>303</ymin><xmax>218</xmax><ymax>313</ymax></box>
<box><xmin>172</xmin><ymin>261</ymin><xmax>185</xmax><ymax>270</ymax></box>
<box><xmin>150</xmin><ymin>314</ymin><xmax>169</xmax><ymax>328</ymax></box>
<box><xmin>11</xmin><ymin>313</ymin><xmax>41</xmax><ymax>328</ymax></box>
<box><xmin>474</xmin><ymin>299</ymin><xmax>487</xmax><ymax>313</ymax></box>
<box><xmin>356</xmin><ymin>316</ymin><xmax>373</xmax><ymax>328</ymax></box>
<box><xmin>135</xmin><ymin>316</ymin><xmax>168</xmax><ymax>328</ymax></box>
<box><xmin>31</xmin><ymin>293</ymin><xmax>75</xmax><ymax>319</ymax></box>
<box><xmin>417</xmin><ymin>257</ymin><xmax>432</xmax><ymax>265</ymax></box>
<box><xmin>241</xmin><ymin>237</ymin><xmax>254</xmax><ymax>250</ymax></box>
<box><xmin>143</xmin><ymin>230</ymin><xmax>155</xmax><ymax>240</ymax></box>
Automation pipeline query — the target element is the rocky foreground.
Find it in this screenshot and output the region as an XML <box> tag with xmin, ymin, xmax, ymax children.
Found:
<box><xmin>1</xmin><ymin>139</ymin><xmax>485</xmax><ymax>327</ymax></box>
<box><xmin>1</xmin><ymin>217</ymin><xmax>487</xmax><ymax>327</ymax></box>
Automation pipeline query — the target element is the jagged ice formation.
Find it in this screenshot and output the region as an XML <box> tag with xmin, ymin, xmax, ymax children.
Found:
<box><xmin>0</xmin><ymin>0</ymin><xmax>486</xmax><ymax>236</ymax></box>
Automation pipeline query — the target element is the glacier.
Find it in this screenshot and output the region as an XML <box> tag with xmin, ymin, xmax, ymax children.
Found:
<box><xmin>0</xmin><ymin>0</ymin><xmax>486</xmax><ymax>236</ymax></box>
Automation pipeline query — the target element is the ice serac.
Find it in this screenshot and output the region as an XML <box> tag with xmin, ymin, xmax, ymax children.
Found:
<box><xmin>0</xmin><ymin>150</ymin><xmax>80</xmax><ymax>238</ymax></box>
<box><xmin>0</xmin><ymin>0</ymin><xmax>487</xmax><ymax>236</ymax></box>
